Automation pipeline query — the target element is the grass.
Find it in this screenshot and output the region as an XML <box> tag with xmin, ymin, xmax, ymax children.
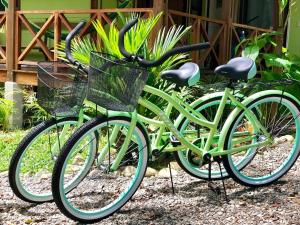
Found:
<box><xmin>0</xmin><ymin>130</ymin><xmax>28</xmax><ymax>172</ymax></box>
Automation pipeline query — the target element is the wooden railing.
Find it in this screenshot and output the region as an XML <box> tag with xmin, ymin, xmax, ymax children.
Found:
<box><xmin>167</xmin><ymin>10</ymin><xmax>273</xmax><ymax>66</ymax></box>
<box><xmin>0</xmin><ymin>8</ymin><xmax>275</xmax><ymax>85</ymax></box>
<box><xmin>0</xmin><ymin>12</ymin><xmax>6</xmax><ymax>65</ymax></box>
<box><xmin>168</xmin><ymin>10</ymin><xmax>227</xmax><ymax>65</ymax></box>
<box><xmin>14</xmin><ymin>8</ymin><xmax>153</xmax><ymax>70</ymax></box>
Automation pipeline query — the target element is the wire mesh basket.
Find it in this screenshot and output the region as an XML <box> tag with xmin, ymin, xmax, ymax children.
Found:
<box><xmin>87</xmin><ymin>52</ymin><xmax>148</xmax><ymax>112</ymax></box>
<box><xmin>37</xmin><ymin>61</ymin><xmax>88</xmax><ymax>117</ymax></box>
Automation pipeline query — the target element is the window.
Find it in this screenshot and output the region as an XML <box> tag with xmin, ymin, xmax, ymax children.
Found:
<box><xmin>238</xmin><ymin>0</ymin><xmax>274</xmax><ymax>29</ymax></box>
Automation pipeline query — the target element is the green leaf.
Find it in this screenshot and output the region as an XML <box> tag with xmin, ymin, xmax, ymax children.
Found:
<box><xmin>279</xmin><ymin>0</ymin><xmax>289</xmax><ymax>12</ymax></box>
<box><xmin>261</xmin><ymin>71</ymin><xmax>281</xmax><ymax>80</ymax></box>
<box><xmin>263</xmin><ymin>53</ymin><xmax>292</xmax><ymax>71</ymax></box>
<box><xmin>242</xmin><ymin>45</ymin><xmax>260</xmax><ymax>61</ymax></box>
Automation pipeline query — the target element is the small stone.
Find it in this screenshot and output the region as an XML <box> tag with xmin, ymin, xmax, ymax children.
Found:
<box><xmin>289</xmin><ymin>191</ymin><xmax>298</xmax><ymax>197</ymax></box>
<box><xmin>276</xmin><ymin>137</ymin><xmax>284</xmax><ymax>144</ymax></box>
<box><xmin>157</xmin><ymin>168</ymin><xmax>178</xmax><ymax>178</ymax></box>
<box><xmin>285</xmin><ymin>135</ymin><xmax>294</xmax><ymax>143</ymax></box>
<box><xmin>40</xmin><ymin>173</ymin><xmax>51</xmax><ymax>180</ymax></box>
<box><xmin>0</xmin><ymin>171</ymin><xmax>7</xmax><ymax>177</ymax></box>
<box><xmin>25</xmin><ymin>218</ymin><xmax>33</xmax><ymax>224</ymax></box>
<box><xmin>145</xmin><ymin>167</ymin><xmax>158</xmax><ymax>177</ymax></box>
<box><xmin>113</xmin><ymin>170</ymin><xmax>122</xmax><ymax>176</ymax></box>
<box><xmin>122</xmin><ymin>166</ymin><xmax>136</xmax><ymax>177</ymax></box>
<box><xmin>73</xmin><ymin>155</ymin><xmax>85</xmax><ymax>165</ymax></box>
<box><xmin>169</xmin><ymin>162</ymin><xmax>182</xmax><ymax>171</ymax></box>
<box><xmin>239</xmin><ymin>201</ymin><xmax>247</xmax><ymax>206</ymax></box>
<box><xmin>71</xmin><ymin>165</ymin><xmax>81</xmax><ymax>172</ymax></box>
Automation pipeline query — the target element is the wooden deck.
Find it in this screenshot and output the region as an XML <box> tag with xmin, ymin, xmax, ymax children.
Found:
<box><xmin>1</xmin><ymin>7</ymin><xmax>273</xmax><ymax>86</ymax></box>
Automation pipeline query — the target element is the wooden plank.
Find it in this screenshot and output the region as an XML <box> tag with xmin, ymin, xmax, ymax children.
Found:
<box><xmin>0</xmin><ymin>14</ymin><xmax>6</xmax><ymax>26</ymax></box>
<box><xmin>17</xmin><ymin>8</ymin><xmax>153</xmax><ymax>14</ymax></box>
<box><xmin>0</xmin><ymin>15</ymin><xmax>6</xmax><ymax>60</ymax></box>
<box><xmin>54</xmin><ymin>13</ymin><xmax>61</xmax><ymax>61</ymax></box>
<box><xmin>101</xmin><ymin>13</ymin><xmax>112</xmax><ymax>25</ymax></box>
<box><xmin>0</xmin><ymin>47</ymin><xmax>6</xmax><ymax>60</ymax></box>
<box><xmin>18</xmin><ymin>14</ymin><xmax>54</xmax><ymax>61</ymax></box>
<box><xmin>168</xmin><ymin>13</ymin><xmax>176</xmax><ymax>26</ymax></box>
<box><xmin>14</xmin><ymin>70</ymin><xmax>37</xmax><ymax>86</ymax></box>
<box><xmin>18</xmin><ymin>14</ymin><xmax>54</xmax><ymax>62</ymax></box>
<box><xmin>232</xmin><ymin>23</ymin><xmax>273</xmax><ymax>33</ymax></box>
<box><xmin>79</xmin><ymin>14</ymin><xmax>97</xmax><ymax>37</ymax></box>
<box><xmin>59</xmin><ymin>14</ymin><xmax>73</xmax><ymax>32</ymax></box>
<box><xmin>168</xmin><ymin>10</ymin><xmax>225</xmax><ymax>24</ymax></box>
<box><xmin>0</xmin><ymin>70</ymin><xmax>6</xmax><ymax>82</ymax></box>
<box><xmin>14</xmin><ymin>12</ymin><xmax>21</xmax><ymax>70</ymax></box>
<box><xmin>18</xmin><ymin>61</ymin><xmax>38</xmax><ymax>66</ymax></box>
<box><xmin>91</xmin><ymin>0</ymin><xmax>98</xmax><ymax>9</ymax></box>
<box><xmin>6</xmin><ymin>0</ymin><xmax>17</xmax><ymax>81</ymax></box>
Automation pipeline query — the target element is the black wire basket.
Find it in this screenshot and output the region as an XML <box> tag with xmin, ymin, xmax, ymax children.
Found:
<box><xmin>37</xmin><ymin>61</ymin><xmax>88</xmax><ymax>117</ymax></box>
<box><xmin>87</xmin><ymin>52</ymin><xmax>148</xmax><ymax>112</ymax></box>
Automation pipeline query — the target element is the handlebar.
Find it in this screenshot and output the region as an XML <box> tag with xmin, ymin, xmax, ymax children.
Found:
<box><xmin>118</xmin><ymin>18</ymin><xmax>210</xmax><ymax>68</ymax></box>
<box><xmin>118</xmin><ymin>18</ymin><xmax>138</xmax><ymax>59</ymax></box>
<box><xmin>65</xmin><ymin>21</ymin><xmax>89</xmax><ymax>74</ymax></box>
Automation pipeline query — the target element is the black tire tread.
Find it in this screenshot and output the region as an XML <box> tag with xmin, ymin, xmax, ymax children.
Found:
<box><xmin>52</xmin><ymin>116</ymin><xmax>149</xmax><ymax>224</ymax></box>
<box><xmin>222</xmin><ymin>94</ymin><xmax>300</xmax><ymax>187</ymax></box>
<box><xmin>8</xmin><ymin>117</ymin><xmax>78</xmax><ymax>203</ymax></box>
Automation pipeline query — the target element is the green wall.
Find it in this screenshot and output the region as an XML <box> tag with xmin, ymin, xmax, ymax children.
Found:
<box><xmin>288</xmin><ymin>0</ymin><xmax>300</xmax><ymax>56</ymax></box>
<box><xmin>21</xmin><ymin>0</ymin><xmax>119</xmax><ymax>11</ymax></box>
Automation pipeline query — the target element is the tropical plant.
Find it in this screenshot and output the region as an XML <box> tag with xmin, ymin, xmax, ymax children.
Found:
<box><xmin>57</xmin><ymin>12</ymin><xmax>191</xmax><ymax>78</ymax></box>
<box><xmin>57</xmin><ymin>13</ymin><xmax>192</xmax><ymax>117</ymax></box>
<box><xmin>23</xmin><ymin>88</ymin><xmax>47</xmax><ymax>128</ymax></box>
<box><xmin>235</xmin><ymin>30</ymin><xmax>300</xmax><ymax>99</ymax></box>
<box><xmin>279</xmin><ymin>0</ymin><xmax>289</xmax><ymax>12</ymax></box>
<box><xmin>0</xmin><ymin>88</ymin><xmax>13</xmax><ymax>130</ymax></box>
<box><xmin>0</xmin><ymin>99</ymin><xmax>13</xmax><ymax>130</ymax></box>
<box><xmin>235</xmin><ymin>31</ymin><xmax>300</xmax><ymax>80</ymax></box>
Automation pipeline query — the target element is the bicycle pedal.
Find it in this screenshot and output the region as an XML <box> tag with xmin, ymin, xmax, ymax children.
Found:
<box><xmin>170</xmin><ymin>135</ymin><xmax>180</xmax><ymax>147</ymax></box>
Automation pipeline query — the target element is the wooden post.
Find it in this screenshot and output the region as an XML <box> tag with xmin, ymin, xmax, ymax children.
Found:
<box><xmin>91</xmin><ymin>0</ymin><xmax>98</xmax><ymax>9</ymax></box>
<box><xmin>6</xmin><ymin>0</ymin><xmax>17</xmax><ymax>81</ymax></box>
<box><xmin>220</xmin><ymin>0</ymin><xmax>233</xmax><ymax>63</ymax></box>
<box><xmin>54</xmin><ymin>13</ymin><xmax>61</xmax><ymax>61</ymax></box>
<box><xmin>151</xmin><ymin>0</ymin><xmax>166</xmax><ymax>47</ymax></box>
<box><xmin>153</xmin><ymin>0</ymin><xmax>166</xmax><ymax>27</ymax></box>
<box><xmin>273</xmin><ymin>0</ymin><xmax>283</xmax><ymax>72</ymax></box>
<box><xmin>273</xmin><ymin>0</ymin><xmax>280</xmax><ymax>30</ymax></box>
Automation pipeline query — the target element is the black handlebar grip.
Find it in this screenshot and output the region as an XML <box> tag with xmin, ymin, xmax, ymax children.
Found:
<box><xmin>137</xmin><ymin>42</ymin><xmax>211</xmax><ymax>67</ymax></box>
<box><xmin>65</xmin><ymin>21</ymin><xmax>86</xmax><ymax>65</ymax></box>
<box><xmin>118</xmin><ymin>18</ymin><xmax>139</xmax><ymax>59</ymax></box>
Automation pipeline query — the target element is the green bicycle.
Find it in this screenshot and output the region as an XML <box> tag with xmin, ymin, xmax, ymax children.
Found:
<box><xmin>8</xmin><ymin>22</ymin><xmax>248</xmax><ymax>204</ymax></box>
<box><xmin>51</xmin><ymin>19</ymin><xmax>300</xmax><ymax>223</ymax></box>
<box><xmin>8</xmin><ymin>24</ymin><xmax>94</xmax><ymax>203</ymax></box>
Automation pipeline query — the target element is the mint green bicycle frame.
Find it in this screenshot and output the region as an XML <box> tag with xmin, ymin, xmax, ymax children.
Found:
<box><xmin>96</xmin><ymin>85</ymin><xmax>273</xmax><ymax>171</ymax></box>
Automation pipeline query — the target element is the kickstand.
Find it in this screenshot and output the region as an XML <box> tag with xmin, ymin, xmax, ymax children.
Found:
<box><xmin>216</xmin><ymin>159</ymin><xmax>229</xmax><ymax>203</ymax></box>
<box><xmin>168</xmin><ymin>162</ymin><xmax>175</xmax><ymax>195</ymax></box>
<box><xmin>207</xmin><ymin>159</ymin><xmax>221</xmax><ymax>195</ymax></box>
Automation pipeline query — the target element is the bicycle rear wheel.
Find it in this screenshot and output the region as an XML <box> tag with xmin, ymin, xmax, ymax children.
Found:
<box><xmin>175</xmin><ymin>96</ymin><xmax>256</xmax><ymax>180</ymax></box>
<box><xmin>52</xmin><ymin>116</ymin><xmax>149</xmax><ymax>223</ymax></box>
<box><xmin>223</xmin><ymin>94</ymin><xmax>300</xmax><ymax>187</ymax></box>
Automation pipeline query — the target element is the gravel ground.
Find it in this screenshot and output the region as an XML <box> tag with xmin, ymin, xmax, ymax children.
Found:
<box><xmin>2</xmin><ymin>161</ymin><xmax>300</xmax><ymax>225</ymax></box>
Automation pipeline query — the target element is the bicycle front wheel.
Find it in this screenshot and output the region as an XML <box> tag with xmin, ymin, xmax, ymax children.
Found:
<box><xmin>9</xmin><ymin>117</ymin><xmax>96</xmax><ymax>203</ymax></box>
<box><xmin>52</xmin><ymin>116</ymin><xmax>149</xmax><ymax>223</ymax></box>
<box><xmin>223</xmin><ymin>94</ymin><xmax>300</xmax><ymax>187</ymax></box>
